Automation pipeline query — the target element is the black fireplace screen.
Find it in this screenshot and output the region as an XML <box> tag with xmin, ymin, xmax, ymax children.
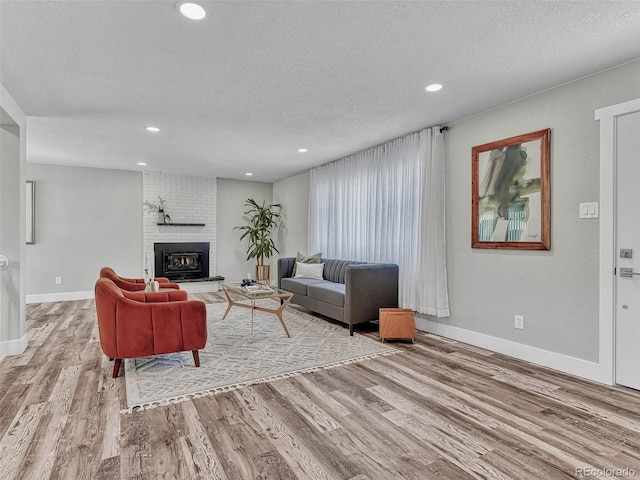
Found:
<box><xmin>165</xmin><ymin>252</ymin><xmax>201</xmax><ymax>272</ymax></box>
<box><xmin>154</xmin><ymin>242</ymin><xmax>210</xmax><ymax>280</ymax></box>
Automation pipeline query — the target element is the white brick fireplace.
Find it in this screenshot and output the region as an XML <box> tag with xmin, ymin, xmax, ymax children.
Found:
<box><xmin>143</xmin><ymin>171</ymin><xmax>217</xmax><ymax>288</ymax></box>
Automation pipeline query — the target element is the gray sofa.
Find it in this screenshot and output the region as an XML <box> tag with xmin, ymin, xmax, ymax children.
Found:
<box><xmin>277</xmin><ymin>257</ymin><xmax>399</xmax><ymax>335</ymax></box>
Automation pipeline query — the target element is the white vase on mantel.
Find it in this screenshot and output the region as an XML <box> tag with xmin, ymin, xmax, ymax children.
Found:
<box><xmin>157</xmin><ymin>211</ymin><xmax>165</xmax><ymax>224</ymax></box>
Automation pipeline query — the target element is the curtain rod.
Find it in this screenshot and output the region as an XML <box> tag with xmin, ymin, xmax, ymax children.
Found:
<box><xmin>313</xmin><ymin>123</ymin><xmax>451</xmax><ymax>171</ymax></box>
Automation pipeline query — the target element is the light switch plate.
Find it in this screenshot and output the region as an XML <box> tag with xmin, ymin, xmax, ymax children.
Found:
<box><xmin>620</xmin><ymin>249</ymin><xmax>633</xmax><ymax>259</ymax></box>
<box><xmin>579</xmin><ymin>202</ymin><xmax>599</xmax><ymax>219</ymax></box>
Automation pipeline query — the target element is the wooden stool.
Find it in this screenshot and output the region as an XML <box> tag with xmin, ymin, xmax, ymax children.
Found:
<box><xmin>379</xmin><ymin>308</ymin><xmax>415</xmax><ymax>343</ymax></box>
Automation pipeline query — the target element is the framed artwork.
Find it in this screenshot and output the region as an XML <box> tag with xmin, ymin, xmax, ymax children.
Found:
<box><xmin>26</xmin><ymin>180</ymin><xmax>35</xmax><ymax>244</ymax></box>
<box><xmin>472</xmin><ymin>128</ymin><xmax>550</xmax><ymax>250</ymax></box>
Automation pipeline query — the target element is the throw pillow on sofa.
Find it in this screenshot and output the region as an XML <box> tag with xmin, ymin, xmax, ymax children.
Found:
<box><xmin>294</xmin><ymin>262</ymin><xmax>325</xmax><ymax>280</ymax></box>
<box><xmin>292</xmin><ymin>251</ymin><xmax>322</xmax><ymax>276</ymax></box>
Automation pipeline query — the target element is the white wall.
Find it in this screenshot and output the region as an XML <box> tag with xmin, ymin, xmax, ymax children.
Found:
<box><xmin>273</xmin><ymin>172</ymin><xmax>310</xmax><ymax>257</ymax></box>
<box><xmin>25</xmin><ymin>163</ymin><xmax>142</xmax><ymax>301</ymax></box>
<box><xmin>216</xmin><ymin>179</ymin><xmax>274</xmax><ymax>283</ymax></box>
<box><xmin>143</xmin><ymin>171</ymin><xmax>217</xmax><ymax>278</ymax></box>
<box><xmin>0</xmin><ymin>84</ymin><xmax>27</xmax><ymax>357</ymax></box>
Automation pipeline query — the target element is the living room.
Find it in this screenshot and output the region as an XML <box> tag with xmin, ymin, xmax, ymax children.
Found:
<box><xmin>2</xmin><ymin>1</ymin><xmax>640</xmax><ymax>478</ymax></box>
<box><xmin>16</xmin><ymin>57</ymin><xmax>640</xmax><ymax>383</ymax></box>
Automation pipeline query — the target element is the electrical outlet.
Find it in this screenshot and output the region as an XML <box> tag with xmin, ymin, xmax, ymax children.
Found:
<box><xmin>514</xmin><ymin>315</ymin><xmax>524</xmax><ymax>330</ymax></box>
<box><xmin>55</xmin><ymin>276</ymin><xmax>63</xmax><ymax>285</ymax></box>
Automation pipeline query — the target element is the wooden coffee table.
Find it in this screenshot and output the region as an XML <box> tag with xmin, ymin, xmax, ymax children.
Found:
<box><xmin>220</xmin><ymin>283</ymin><xmax>294</xmax><ymax>338</ymax></box>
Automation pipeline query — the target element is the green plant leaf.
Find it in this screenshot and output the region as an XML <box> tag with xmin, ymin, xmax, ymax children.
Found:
<box><xmin>235</xmin><ymin>198</ymin><xmax>283</xmax><ymax>264</ymax></box>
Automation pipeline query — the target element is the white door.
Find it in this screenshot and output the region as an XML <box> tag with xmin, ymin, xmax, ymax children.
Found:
<box><xmin>615</xmin><ymin>109</ymin><xmax>640</xmax><ymax>389</ymax></box>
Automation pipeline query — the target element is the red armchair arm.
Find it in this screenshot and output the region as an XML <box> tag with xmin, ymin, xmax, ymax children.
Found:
<box><xmin>119</xmin><ymin>274</ymin><xmax>172</xmax><ymax>284</ymax></box>
<box><xmin>110</xmin><ymin>277</ymin><xmax>146</xmax><ymax>291</ymax></box>
<box><xmin>118</xmin><ymin>275</ymin><xmax>146</xmax><ymax>284</ymax></box>
<box><xmin>123</xmin><ymin>289</ymin><xmax>188</xmax><ymax>302</ymax></box>
<box><xmin>100</xmin><ymin>267</ymin><xmax>181</xmax><ymax>291</ymax></box>
<box><xmin>115</xmin><ymin>279</ymin><xmax>181</xmax><ymax>291</ymax></box>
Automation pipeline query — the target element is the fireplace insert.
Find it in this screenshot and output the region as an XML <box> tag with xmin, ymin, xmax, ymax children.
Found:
<box><xmin>154</xmin><ymin>242</ymin><xmax>210</xmax><ymax>281</ymax></box>
<box><xmin>165</xmin><ymin>252</ymin><xmax>201</xmax><ymax>272</ymax></box>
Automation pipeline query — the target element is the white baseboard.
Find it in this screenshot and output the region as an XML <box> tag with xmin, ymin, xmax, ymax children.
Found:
<box><xmin>26</xmin><ymin>290</ymin><xmax>94</xmax><ymax>304</ymax></box>
<box><xmin>415</xmin><ymin>317</ymin><xmax>611</xmax><ymax>386</ymax></box>
<box><xmin>0</xmin><ymin>333</ymin><xmax>28</xmax><ymax>356</ymax></box>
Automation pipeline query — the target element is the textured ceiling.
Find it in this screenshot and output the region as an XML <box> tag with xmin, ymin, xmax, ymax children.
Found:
<box><xmin>1</xmin><ymin>0</ymin><xmax>640</xmax><ymax>182</ymax></box>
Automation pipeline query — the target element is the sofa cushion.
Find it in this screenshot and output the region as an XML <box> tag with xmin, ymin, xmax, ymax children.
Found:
<box><xmin>281</xmin><ymin>277</ymin><xmax>328</xmax><ymax>296</ymax></box>
<box><xmin>292</xmin><ymin>251</ymin><xmax>322</xmax><ymax>276</ymax></box>
<box><xmin>294</xmin><ymin>262</ymin><xmax>324</xmax><ymax>279</ymax></box>
<box><xmin>307</xmin><ymin>282</ymin><xmax>346</xmax><ymax>307</ymax></box>
<box><xmin>322</xmin><ymin>259</ymin><xmax>367</xmax><ymax>283</ymax></box>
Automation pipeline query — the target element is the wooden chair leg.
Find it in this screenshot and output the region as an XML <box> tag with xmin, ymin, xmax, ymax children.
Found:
<box><xmin>112</xmin><ymin>358</ymin><xmax>122</xmax><ymax>378</ymax></box>
<box><xmin>192</xmin><ymin>350</ymin><xmax>200</xmax><ymax>367</ymax></box>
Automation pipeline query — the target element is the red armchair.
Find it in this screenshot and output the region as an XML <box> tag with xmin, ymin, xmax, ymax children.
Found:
<box><xmin>100</xmin><ymin>266</ymin><xmax>181</xmax><ymax>291</ymax></box>
<box><xmin>94</xmin><ymin>278</ymin><xmax>207</xmax><ymax>378</ymax></box>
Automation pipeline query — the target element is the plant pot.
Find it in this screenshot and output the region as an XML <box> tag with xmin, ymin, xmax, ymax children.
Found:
<box><xmin>255</xmin><ymin>265</ymin><xmax>270</xmax><ymax>282</ymax></box>
<box><xmin>157</xmin><ymin>211</ymin><xmax>165</xmax><ymax>224</ymax></box>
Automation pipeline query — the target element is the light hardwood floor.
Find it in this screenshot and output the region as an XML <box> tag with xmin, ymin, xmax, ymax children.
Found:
<box><xmin>2</xmin><ymin>295</ymin><xmax>640</xmax><ymax>479</ymax></box>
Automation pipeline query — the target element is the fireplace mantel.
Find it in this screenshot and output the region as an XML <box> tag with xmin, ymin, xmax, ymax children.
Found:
<box><xmin>157</xmin><ymin>222</ymin><xmax>206</xmax><ymax>226</ymax></box>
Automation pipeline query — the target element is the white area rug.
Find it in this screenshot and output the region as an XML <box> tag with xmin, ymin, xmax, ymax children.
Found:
<box><xmin>124</xmin><ymin>301</ymin><xmax>398</xmax><ymax>411</ymax></box>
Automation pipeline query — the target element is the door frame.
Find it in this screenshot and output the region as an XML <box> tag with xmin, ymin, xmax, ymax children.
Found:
<box><xmin>0</xmin><ymin>84</ymin><xmax>28</xmax><ymax>357</ymax></box>
<box><xmin>596</xmin><ymin>98</ymin><xmax>640</xmax><ymax>386</ymax></box>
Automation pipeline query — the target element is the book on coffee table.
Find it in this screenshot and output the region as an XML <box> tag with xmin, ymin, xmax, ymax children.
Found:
<box><xmin>242</xmin><ymin>283</ymin><xmax>273</xmax><ymax>293</ymax></box>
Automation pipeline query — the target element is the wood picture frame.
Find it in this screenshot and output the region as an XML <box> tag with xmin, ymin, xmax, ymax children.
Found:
<box><xmin>472</xmin><ymin>129</ymin><xmax>550</xmax><ymax>250</ymax></box>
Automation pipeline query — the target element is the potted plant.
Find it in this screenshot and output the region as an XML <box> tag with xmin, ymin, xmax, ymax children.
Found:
<box><xmin>144</xmin><ymin>196</ymin><xmax>171</xmax><ymax>224</ymax></box>
<box><xmin>235</xmin><ymin>198</ymin><xmax>282</xmax><ymax>281</ymax></box>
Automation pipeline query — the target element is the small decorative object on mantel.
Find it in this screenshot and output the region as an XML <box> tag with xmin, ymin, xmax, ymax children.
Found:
<box><xmin>234</xmin><ymin>198</ymin><xmax>282</xmax><ymax>282</ymax></box>
<box><xmin>143</xmin><ymin>195</ymin><xmax>171</xmax><ymax>224</ymax></box>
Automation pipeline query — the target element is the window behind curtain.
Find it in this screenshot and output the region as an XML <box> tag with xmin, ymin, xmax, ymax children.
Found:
<box><xmin>309</xmin><ymin>127</ymin><xmax>450</xmax><ymax>316</ymax></box>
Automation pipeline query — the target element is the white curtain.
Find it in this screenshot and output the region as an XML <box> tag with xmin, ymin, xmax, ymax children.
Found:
<box><xmin>309</xmin><ymin>127</ymin><xmax>450</xmax><ymax>317</ymax></box>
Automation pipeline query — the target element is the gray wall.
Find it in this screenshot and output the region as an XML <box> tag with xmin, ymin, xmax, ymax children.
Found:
<box><xmin>23</xmin><ymin>165</ymin><xmax>275</xmax><ymax>297</ymax></box>
<box><xmin>440</xmin><ymin>59</ymin><xmax>640</xmax><ymax>362</ymax></box>
<box><xmin>273</xmin><ymin>172</ymin><xmax>310</xmax><ymax>257</ymax></box>
<box><xmin>273</xmin><ymin>60</ymin><xmax>640</xmax><ymax>365</ymax></box>
<box><xmin>26</xmin><ymin>163</ymin><xmax>143</xmax><ymax>296</ymax></box>
<box><xmin>216</xmin><ymin>178</ymin><xmax>274</xmax><ymax>283</ymax></box>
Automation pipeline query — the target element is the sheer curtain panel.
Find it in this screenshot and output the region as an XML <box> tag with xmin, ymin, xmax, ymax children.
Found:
<box><xmin>309</xmin><ymin>127</ymin><xmax>450</xmax><ymax>317</ymax></box>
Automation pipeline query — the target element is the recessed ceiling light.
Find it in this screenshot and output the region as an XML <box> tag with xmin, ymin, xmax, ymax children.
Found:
<box><xmin>137</xmin><ymin>162</ymin><xmax>147</xmax><ymax>166</ymax></box>
<box><xmin>145</xmin><ymin>126</ymin><xmax>160</xmax><ymax>132</ymax></box>
<box><xmin>425</xmin><ymin>84</ymin><xmax>443</xmax><ymax>92</ymax></box>
<box><xmin>178</xmin><ymin>2</ymin><xmax>206</xmax><ymax>20</ymax></box>
<box><xmin>297</xmin><ymin>148</ymin><xmax>308</xmax><ymax>153</ymax></box>
<box><xmin>245</xmin><ymin>172</ymin><xmax>253</xmax><ymax>176</ymax></box>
